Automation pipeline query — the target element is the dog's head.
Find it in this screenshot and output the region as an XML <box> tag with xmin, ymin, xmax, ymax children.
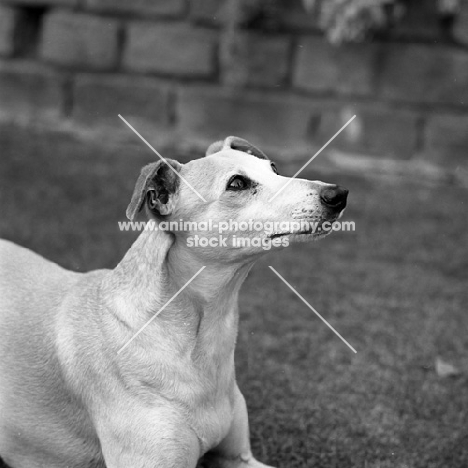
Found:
<box><xmin>127</xmin><ymin>136</ymin><xmax>348</xmax><ymax>261</ymax></box>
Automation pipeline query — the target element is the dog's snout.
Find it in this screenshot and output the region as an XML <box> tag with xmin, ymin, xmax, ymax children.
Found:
<box><xmin>320</xmin><ymin>185</ymin><xmax>348</xmax><ymax>210</ymax></box>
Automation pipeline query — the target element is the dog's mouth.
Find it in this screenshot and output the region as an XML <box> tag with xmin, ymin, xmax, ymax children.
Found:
<box><xmin>269</xmin><ymin>230</ymin><xmax>311</xmax><ymax>239</ymax></box>
<box><xmin>269</xmin><ymin>230</ymin><xmax>327</xmax><ymax>239</ymax></box>
<box><xmin>269</xmin><ymin>228</ymin><xmax>328</xmax><ymax>239</ymax></box>
<box><xmin>268</xmin><ymin>217</ymin><xmax>339</xmax><ymax>240</ymax></box>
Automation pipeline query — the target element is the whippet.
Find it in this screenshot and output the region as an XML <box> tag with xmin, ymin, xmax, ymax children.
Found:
<box><xmin>0</xmin><ymin>136</ymin><xmax>348</xmax><ymax>468</ymax></box>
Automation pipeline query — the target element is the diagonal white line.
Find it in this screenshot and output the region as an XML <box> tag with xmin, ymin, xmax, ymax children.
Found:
<box><xmin>268</xmin><ymin>266</ymin><xmax>357</xmax><ymax>354</ymax></box>
<box><xmin>118</xmin><ymin>114</ymin><xmax>207</xmax><ymax>202</ymax></box>
<box><xmin>269</xmin><ymin>115</ymin><xmax>356</xmax><ymax>202</ymax></box>
<box><xmin>117</xmin><ymin>266</ymin><xmax>206</xmax><ymax>354</ymax></box>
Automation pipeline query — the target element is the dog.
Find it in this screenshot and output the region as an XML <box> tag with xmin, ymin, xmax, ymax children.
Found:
<box><xmin>0</xmin><ymin>136</ymin><xmax>348</xmax><ymax>468</ymax></box>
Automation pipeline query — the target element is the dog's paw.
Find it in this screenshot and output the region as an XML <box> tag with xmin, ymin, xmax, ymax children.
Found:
<box><xmin>214</xmin><ymin>455</ymin><xmax>275</xmax><ymax>468</ymax></box>
<box><xmin>243</xmin><ymin>459</ymin><xmax>275</xmax><ymax>468</ymax></box>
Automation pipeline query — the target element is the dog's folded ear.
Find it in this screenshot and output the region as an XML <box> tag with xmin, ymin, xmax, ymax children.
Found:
<box><xmin>206</xmin><ymin>136</ymin><xmax>269</xmax><ymax>160</ymax></box>
<box><xmin>205</xmin><ymin>140</ymin><xmax>224</xmax><ymax>156</ymax></box>
<box><xmin>126</xmin><ymin>159</ymin><xmax>182</xmax><ymax>221</ymax></box>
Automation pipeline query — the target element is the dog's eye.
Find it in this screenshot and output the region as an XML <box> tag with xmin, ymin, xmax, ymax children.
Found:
<box><xmin>227</xmin><ymin>175</ymin><xmax>249</xmax><ymax>191</ymax></box>
<box><xmin>271</xmin><ymin>162</ymin><xmax>278</xmax><ymax>174</ymax></box>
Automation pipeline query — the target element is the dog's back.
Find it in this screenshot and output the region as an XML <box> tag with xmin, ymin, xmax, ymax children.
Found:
<box><xmin>0</xmin><ymin>239</ymin><xmax>79</xmax><ymax>336</ymax></box>
<box><xmin>0</xmin><ymin>240</ymin><xmax>102</xmax><ymax>468</ymax></box>
<box><xmin>0</xmin><ymin>238</ymin><xmax>79</xmax><ymax>303</ymax></box>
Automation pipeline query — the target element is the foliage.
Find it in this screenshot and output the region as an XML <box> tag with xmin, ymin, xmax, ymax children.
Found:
<box><xmin>304</xmin><ymin>0</ymin><xmax>402</xmax><ymax>43</ymax></box>
<box><xmin>303</xmin><ymin>0</ymin><xmax>461</xmax><ymax>43</ymax></box>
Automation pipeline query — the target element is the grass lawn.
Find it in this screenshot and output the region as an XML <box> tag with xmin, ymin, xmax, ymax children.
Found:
<box><xmin>0</xmin><ymin>124</ymin><xmax>467</xmax><ymax>468</ymax></box>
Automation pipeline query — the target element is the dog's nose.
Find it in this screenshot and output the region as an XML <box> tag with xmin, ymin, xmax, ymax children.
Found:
<box><xmin>320</xmin><ymin>185</ymin><xmax>348</xmax><ymax>211</ymax></box>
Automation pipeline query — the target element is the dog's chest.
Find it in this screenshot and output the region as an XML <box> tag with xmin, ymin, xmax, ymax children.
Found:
<box><xmin>189</xmin><ymin>379</ymin><xmax>235</xmax><ymax>452</ymax></box>
<box><xmin>183</xmin><ymin>311</ymin><xmax>238</xmax><ymax>450</ymax></box>
<box><xmin>126</xmin><ymin>302</ymin><xmax>240</xmax><ymax>451</ymax></box>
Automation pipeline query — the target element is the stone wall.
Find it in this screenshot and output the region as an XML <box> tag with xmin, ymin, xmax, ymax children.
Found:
<box><xmin>0</xmin><ymin>0</ymin><xmax>467</xmax><ymax>177</ymax></box>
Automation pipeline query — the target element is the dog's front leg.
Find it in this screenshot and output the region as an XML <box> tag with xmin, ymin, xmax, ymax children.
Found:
<box><xmin>203</xmin><ymin>387</ymin><xmax>275</xmax><ymax>468</ymax></box>
<box><xmin>95</xmin><ymin>405</ymin><xmax>200</xmax><ymax>468</ymax></box>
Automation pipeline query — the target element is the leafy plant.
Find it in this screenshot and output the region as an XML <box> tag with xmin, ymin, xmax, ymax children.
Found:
<box><xmin>218</xmin><ymin>0</ymin><xmax>463</xmax><ymax>87</ymax></box>
<box><xmin>303</xmin><ymin>0</ymin><xmax>402</xmax><ymax>43</ymax></box>
<box><xmin>303</xmin><ymin>0</ymin><xmax>462</xmax><ymax>43</ymax></box>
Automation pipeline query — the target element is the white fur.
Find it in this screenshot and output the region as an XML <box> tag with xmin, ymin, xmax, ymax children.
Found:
<box><xmin>0</xmin><ymin>145</ymin><xmax>344</xmax><ymax>468</ymax></box>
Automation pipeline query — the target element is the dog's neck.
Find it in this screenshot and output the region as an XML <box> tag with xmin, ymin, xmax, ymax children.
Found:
<box><xmin>167</xmin><ymin>237</ymin><xmax>254</xmax><ymax>304</ymax></box>
<box><xmin>104</xmin><ymin>228</ymin><xmax>254</xmax><ymax>348</ymax></box>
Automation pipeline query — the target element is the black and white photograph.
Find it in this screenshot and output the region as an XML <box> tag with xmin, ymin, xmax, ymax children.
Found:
<box><xmin>0</xmin><ymin>0</ymin><xmax>467</xmax><ymax>467</ymax></box>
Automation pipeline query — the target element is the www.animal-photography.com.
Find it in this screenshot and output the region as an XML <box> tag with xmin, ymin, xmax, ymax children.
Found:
<box><xmin>0</xmin><ymin>1</ymin><xmax>467</xmax><ymax>467</ymax></box>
